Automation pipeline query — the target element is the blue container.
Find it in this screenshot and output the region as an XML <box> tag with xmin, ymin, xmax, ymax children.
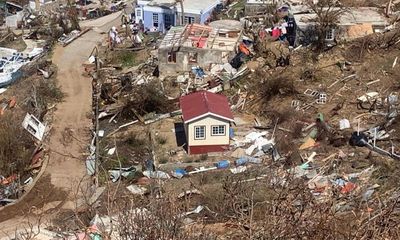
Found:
<box><xmin>172</xmin><ymin>168</ymin><xmax>188</xmax><ymax>179</ymax></box>
<box><xmin>175</xmin><ymin>168</ymin><xmax>187</xmax><ymax>176</ymax></box>
<box><xmin>215</xmin><ymin>160</ymin><xmax>230</xmax><ymax>169</ymax></box>
<box><xmin>235</xmin><ymin>157</ymin><xmax>248</xmax><ymax>166</ymax></box>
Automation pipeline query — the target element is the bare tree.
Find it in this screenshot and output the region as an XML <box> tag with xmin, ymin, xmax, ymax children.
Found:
<box><xmin>175</xmin><ymin>0</ymin><xmax>185</xmax><ymax>26</ymax></box>
<box><xmin>306</xmin><ymin>0</ymin><xmax>346</xmax><ymax>50</ymax></box>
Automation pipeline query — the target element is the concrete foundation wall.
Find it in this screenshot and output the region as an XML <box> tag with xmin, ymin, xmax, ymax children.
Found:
<box><xmin>296</xmin><ymin>25</ymin><xmax>346</xmax><ymax>45</ymax></box>
<box><xmin>244</xmin><ymin>4</ymin><xmax>269</xmax><ymax>16</ymax></box>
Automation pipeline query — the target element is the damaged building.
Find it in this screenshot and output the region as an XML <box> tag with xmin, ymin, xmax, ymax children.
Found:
<box><xmin>135</xmin><ymin>0</ymin><xmax>221</xmax><ymax>32</ymax></box>
<box><xmin>158</xmin><ymin>23</ymin><xmax>242</xmax><ymax>74</ymax></box>
<box><xmin>294</xmin><ymin>7</ymin><xmax>388</xmax><ymax>44</ymax></box>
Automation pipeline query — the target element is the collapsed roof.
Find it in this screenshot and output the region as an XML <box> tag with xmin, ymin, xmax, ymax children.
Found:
<box><xmin>159</xmin><ymin>23</ymin><xmax>242</xmax><ymax>52</ymax></box>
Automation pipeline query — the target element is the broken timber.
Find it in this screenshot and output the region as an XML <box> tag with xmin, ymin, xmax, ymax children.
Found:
<box><xmin>62</xmin><ymin>28</ymin><xmax>92</xmax><ymax>47</ymax></box>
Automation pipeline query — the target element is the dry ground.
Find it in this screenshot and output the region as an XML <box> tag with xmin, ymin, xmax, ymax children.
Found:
<box><xmin>0</xmin><ymin>15</ymin><xmax>121</xmax><ymax>237</ymax></box>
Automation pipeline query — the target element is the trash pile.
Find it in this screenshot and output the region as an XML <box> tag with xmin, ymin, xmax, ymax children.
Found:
<box><xmin>89</xmin><ymin>56</ymin><xmax>179</xmax><ymax>132</ymax></box>
<box><xmin>171</xmin><ymin>40</ymin><xmax>253</xmax><ymax>95</ymax></box>
<box><xmin>58</xmin><ymin>29</ymin><xmax>91</xmax><ymax>47</ymax></box>
<box><xmin>0</xmin><ymin>47</ymin><xmax>44</xmax><ymax>88</ymax></box>
<box><xmin>0</xmin><ymin>175</ymin><xmax>18</xmax><ymax>206</ymax></box>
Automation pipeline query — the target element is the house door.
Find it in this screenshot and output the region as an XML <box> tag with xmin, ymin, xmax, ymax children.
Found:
<box><xmin>164</xmin><ymin>14</ymin><xmax>174</xmax><ymax>30</ymax></box>
<box><xmin>135</xmin><ymin>7</ymin><xmax>142</xmax><ymax>24</ymax></box>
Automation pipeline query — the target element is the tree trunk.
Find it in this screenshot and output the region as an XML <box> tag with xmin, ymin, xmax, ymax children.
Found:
<box><xmin>386</xmin><ymin>0</ymin><xmax>393</xmax><ymax>17</ymax></box>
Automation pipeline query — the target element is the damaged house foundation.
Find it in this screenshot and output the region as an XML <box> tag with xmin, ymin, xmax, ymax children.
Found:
<box><xmin>294</xmin><ymin>7</ymin><xmax>388</xmax><ymax>44</ymax></box>
<box><xmin>158</xmin><ymin>23</ymin><xmax>243</xmax><ymax>75</ymax></box>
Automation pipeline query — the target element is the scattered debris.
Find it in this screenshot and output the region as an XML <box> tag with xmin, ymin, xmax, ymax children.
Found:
<box><xmin>22</xmin><ymin>113</ymin><xmax>46</xmax><ymax>141</ymax></box>
<box><xmin>126</xmin><ymin>185</ymin><xmax>147</xmax><ymax>195</ymax></box>
<box><xmin>109</xmin><ymin>166</ymin><xmax>136</xmax><ymax>182</ymax></box>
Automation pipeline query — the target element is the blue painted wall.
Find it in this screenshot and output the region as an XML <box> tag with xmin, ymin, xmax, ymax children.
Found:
<box><xmin>140</xmin><ymin>2</ymin><xmax>218</xmax><ymax>32</ymax></box>
<box><xmin>140</xmin><ymin>7</ymin><xmax>175</xmax><ymax>32</ymax></box>
<box><xmin>142</xmin><ymin>11</ymin><xmax>166</xmax><ymax>32</ymax></box>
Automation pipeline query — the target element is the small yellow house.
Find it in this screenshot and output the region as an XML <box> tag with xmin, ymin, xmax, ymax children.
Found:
<box><xmin>180</xmin><ymin>91</ymin><xmax>234</xmax><ymax>154</ymax></box>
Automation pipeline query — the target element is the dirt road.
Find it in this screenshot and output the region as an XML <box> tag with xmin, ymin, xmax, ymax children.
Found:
<box><xmin>0</xmin><ymin>17</ymin><xmax>119</xmax><ymax>237</ymax></box>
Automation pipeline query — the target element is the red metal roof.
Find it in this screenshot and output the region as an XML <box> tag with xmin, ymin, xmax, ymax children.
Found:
<box><xmin>180</xmin><ymin>91</ymin><xmax>234</xmax><ymax>123</ymax></box>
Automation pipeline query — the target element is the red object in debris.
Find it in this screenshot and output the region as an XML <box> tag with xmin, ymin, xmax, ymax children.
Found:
<box><xmin>0</xmin><ymin>174</ymin><xmax>17</xmax><ymax>185</ymax></box>
<box><xmin>8</xmin><ymin>96</ymin><xmax>16</xmax><ymax>108</ymax></box>
<box><xmin>189</xmin><ymin>36</ymin><xmax>207</xmax><ymax>48</ymax></box>
<box><xmin>180</xmin><ymin>91</ymin><xmax>234</xmax><ymax>123</ymax></box>
<box><xmin>239</xmin><ymin>43</ymin><xmax>250</xmax><ymax>55</ymax></box>
<box><xmin>313</xmin><ymin>187</ymin><xmax>326</xmax><ymax>193</ymax></box>
<box><xmin>341</xmin><ymin>182</ymin><xmax>357</xmax><ymax>194</ymax></box>
<box><xmin>272</xmin><ymin>28</ymin><xmax>282</xmax><ymax>38</ymax></box>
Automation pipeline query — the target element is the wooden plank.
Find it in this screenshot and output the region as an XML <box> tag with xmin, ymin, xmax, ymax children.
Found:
<box><xmin>209</xmin><ymin>29</ymin><xmax>219</xmax><ymax>49</ymax></box>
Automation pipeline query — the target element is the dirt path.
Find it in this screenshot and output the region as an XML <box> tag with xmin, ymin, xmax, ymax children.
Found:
<box><xmin>0</xmin><ymin>14</ymin><xmax>121</xmax><ymax>237</ymax></box>
<box><xmin>0</xmin><ymin>31</ymin><xmax>103</xmax><ymax>237</ymax></box>
<box><xmin>44</xmin><ymin>31</ymin><xmax>97</xmax><ymax>202</ymax></box>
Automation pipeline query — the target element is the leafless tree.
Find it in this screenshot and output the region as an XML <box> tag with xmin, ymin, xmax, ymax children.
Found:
<box><xmin>175</xmin><ymin>0</ymin><xmax>185</xmax><ymax>26</ymax></box>
<box><xmin>306</xmin><ymin>0</ymin><xmax>346</xmax><ymax>50</ymax></box>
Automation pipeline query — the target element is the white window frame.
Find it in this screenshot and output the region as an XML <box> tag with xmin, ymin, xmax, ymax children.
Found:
<box><xmin>211</xmin><ymin>125</ymin><xmax>226</xmax><ymax>136</ymax></box>
<box><xmin>136</xmin><ymin>9</ymin><xmax>142</xmax><ymax>18</ymax></box>
<box><xmin>325</xmin><ymin>28</ymin><xmax>335</xmax><ymax>41</ymax></box>
<box><xmin>152</xmin><ymin>13</ymin><xmax>159</xmax><ymax>27</ymax></box>
<box><xmin>22</xmin><ymin>113</ymin><xmax>46</xmax><ymax>141</ymax></box>
<box><xmin>184</xmin><ymin>16</ymin><xmax>195</xmax><ymax>24</ymax></box>
<box><xmin>194</xmin><ymin>126</ymin><xmax>206</xmax><ymax>140</ymax></box>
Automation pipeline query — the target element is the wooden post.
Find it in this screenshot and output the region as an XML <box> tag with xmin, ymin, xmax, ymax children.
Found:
<box><xmin>90</xmin><ymin>46</ymin><xmax>100</xmax><ymax>188</ymax></box>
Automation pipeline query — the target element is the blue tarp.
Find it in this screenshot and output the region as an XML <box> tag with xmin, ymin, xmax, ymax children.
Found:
<box><xmin>191</xmin><ymin>67</ymin><xmax>205</xmax><ymax>78</ymax></box>
<box><xmin>0</xmin><ymin>69</ymin><xmax>23</xmax><ymax>88</ymax></box>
